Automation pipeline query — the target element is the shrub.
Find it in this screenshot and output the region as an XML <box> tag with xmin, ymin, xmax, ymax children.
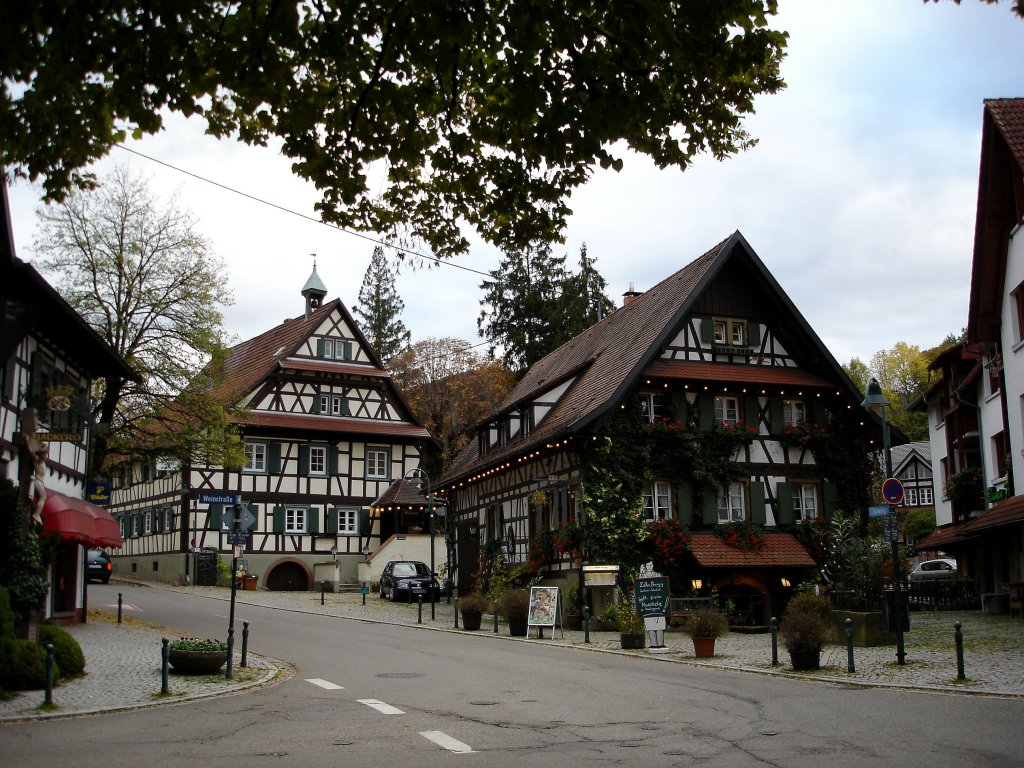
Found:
<box><xmin>780</xmin><ymin>592</ymin><xmax>832</xmax><ymax>652</ymax></box>
<box><xmin>495</xmin><ymin>589</ymin><xmax>530</xmax><ymax>619</ymax></box>
<box><xmin>0</xmin><ymin>636</ymin><xmax>53</xmax><ymax>690</ymax></box>
<box><xmin>39</xmin><ymin>623</ymin><xmax>85</xmax><ymax>679</ymax></box>
<box><xmin>169</xmin><ymin>637</ymin><xmax>228</xmax><ymax>652</ymax></box>
<box><xmin>682</xmin><ymin>607</ymin><xmax>729</xmax><ymax>639</ymax></box>
<box><xmin>0</xmin><ymin>586</ymin><xmax>15</xmax><ymax>639</ymax></box>
<box><xmin>458</xmin><ymin>592</ymin><xmax>490</xmax><ymax>614</ymax></box>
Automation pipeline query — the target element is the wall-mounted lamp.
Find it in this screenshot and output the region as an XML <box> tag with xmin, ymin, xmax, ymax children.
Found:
<box><xmin>780</xmin><ymin>577</ymin><xmax>791</xmax><ymax>588</ymax></box>
<box><xmin>691</xmin><ymin>579</ymin><xmax>703</xmax><ymax>590</ymax></box>
<box><xmin>331</xmin><ymin>545</ymin><xmax>337</xmax><ymax>563</ymax></box>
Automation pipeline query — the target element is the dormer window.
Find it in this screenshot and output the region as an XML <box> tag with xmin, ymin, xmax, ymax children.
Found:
<box><xmin>713</xmin><ymin>318</ymin><xmax>746</xmax><ymax>347</ymax></box>
<box><xmin>317</xmin><ymin>338</ymin><xmax>353</xmax><ymax>360</ymax></box>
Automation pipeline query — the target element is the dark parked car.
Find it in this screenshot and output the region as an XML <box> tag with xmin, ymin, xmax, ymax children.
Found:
<box><xmin>87</xmin><ymin>549</ymin><xmax>113</xmax><ymax>584</ymax></box>
<box><xmin>908</xmin><ymin>558</ymin><xmax>958</xmax><ymax>582</ymax></box>
<box><xmin>379</xmin><ymin>560</ymin><xmax>440</xmax><ymax>603</ymax></box>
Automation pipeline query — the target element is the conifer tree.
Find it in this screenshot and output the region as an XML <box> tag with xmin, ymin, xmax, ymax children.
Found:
<box><xmin>354</xmin><ymin>246</ymin><xmax>411</xmax><ymax>363</ymax></box>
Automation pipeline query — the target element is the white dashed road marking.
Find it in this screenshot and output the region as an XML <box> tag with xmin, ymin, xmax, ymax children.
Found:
<box><xmin>420</xmin><ymin>730</ymin><xmax>476</xmax><ymax>754</ymax></box>
<box><xmin>104</xmin><ymin>603</ymin><xmax>141</xmax><ymax>611</ymax></box>
<box><xmin>305</xmin><ymin>678</ymin><xmax>344</xmax><ymax>690</ymax></box>
<box><xmin>357</xmin><ymin>699</ymin><xmax>404</xmax><ymax>715</ymax></box>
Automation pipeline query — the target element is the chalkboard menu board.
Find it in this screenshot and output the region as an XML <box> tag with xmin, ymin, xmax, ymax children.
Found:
<box><xmin>634</xmin><ymin>576</ymin><xmax>669</xmax><ymax>618</ymax></box>
<box><xmin>195</xmin><ymin>551</ymin><xmax>218</xmax><ymax>586</ymax></box>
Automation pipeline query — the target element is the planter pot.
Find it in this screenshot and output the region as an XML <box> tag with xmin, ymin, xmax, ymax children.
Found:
<box><xmin>508</xmin><ymin>616</ymin><xmax>528</xmax><ymax>636</ymax></box>
<box><xmin>788</xmin><ymin>648</ymin><xmax>821</xmax><ymax>671</ymax></box>
<box><xmin>168</xmin><ymin>649</ymin><xmax>228</xmax><ymax>675</ymax></box>
<box><xmin>830</xmin><ymin>610</ymin><xmax>892</xmax><ymax>647</ymax></box>
<box><xmin>620</xmin><ymin>632</ymin><xmax>646</xmax><ymax>649</ymax></box>
<box><xmin>462</xmin><ymin>611</ymin><xmax>483</xmax><ymax>631</ymax></box>
<box><xmin>242</xmin><ymin>576</ymin><xmax>258</xmax><ymax>591</ymax></box>
<box><xmin>692</xmin><ymin>637</ymin><xmax>717</xmax><ymax>658</ymax></box>
<box><xmin>565</xmin><ymin>613</ymin><xmax>582</xmax><ymax>631</ymax></box>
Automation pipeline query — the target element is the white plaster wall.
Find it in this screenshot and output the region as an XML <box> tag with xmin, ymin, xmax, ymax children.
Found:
<box><xmin>926</xmin><ymin>403</ymin><xmax>952</xmax><ymax>526</ymax></box>
<box><xmin>1000</xmin><ymin>224</ymin><xmax>1024</xmax><ymax>497</ymax></box>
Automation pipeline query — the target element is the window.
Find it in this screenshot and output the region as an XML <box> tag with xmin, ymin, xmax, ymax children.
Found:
<box><xmin>718</xmin><ymin>483</ymin><xmax>745</xmax><ymax>523</ymax></box>
<box><xmin>639</xmin><ymin>392</ymin><xmax>665</xmax><ymax>422</ymax></box>
<box><xmin>921</xmin><ymin>487</ymin><xmax>934</xmax><ymax>505</ymax></box>
<box><xmin>143</xmin><ymin>512</ymin><xmax>152</xmax><ymax>535</ymax></box>
<box><xmin>793</xmin><ymin>484</ymin><xmax>817</xmax><ymax>521</ymax></box>
<box><xmin>309</xmin><ymin>445</ymin><xmax>327</xmax><ymax>475</ymax></box>
<box><xmin>1013</xmin><ymin>281</ymin><xmax>1024</xmax><ymax>343</ymax></box>
<box><xmin>519</xmin><ymin>409</ymin><xmax>532</xmax><ymax>437</ymax></box>
<box><xmin>783</xmin><ymin>400</ymin><xmax>805</xmax><ymax>426</ymax></box>
<box><xmin>906</xmin><ymin>487</ymin><xmax>918</xmax><ymax>505</ymax></box>
<box><xmin>318</xmin><ymin>338</ymin><xmax>353</xmax><ymax>360</ymax></box>
<box><xmin>714</xmin><ymin>396</ymin><xmax>739</xmax><ymax>426</ymax></box>
<box><xmin>366</xmin><ymin>447</ymin><xmax>389</xmax><ymax>479</ymax></box>
<box><xmin>285</xmin><ymin>507</ymin><xmax>307</xmax><ymax>534</ymax></box>
<box><xmin>337</xmin><ymin>508</ymin><xmax>358</xmax><ymax>535</ymax></box>
<box><xmin>992</xmin><ymin>431</ymin><xmax>1008</xmax><ymax>480</ymax></box>
<box><xmin>131</xmin><ymin>515</ymin><xmax>139</xmax><ymax>537</ymax></box>
<box><xmin>244</xmin><ymin>442</ymin><xmax>267</xmax><ymax>472</ymax></box>
<box><xmin>163</xmin><ymin>507</ymin><xmax>173</xmax><ymax>531</ymax></box>
<box><xmin>319</xmin><ymin>394</ymin><xmax>350</xmax><ymax>416</ymax></box>
<box><xmin>643</xmin><ymin>482</ymin><xmax>671</xmax><ymax>521</ymax></box>
<box><xmin>713</xmin><ymin>318</ymin><xmax>746</xmax><ymax>347</ymax></box>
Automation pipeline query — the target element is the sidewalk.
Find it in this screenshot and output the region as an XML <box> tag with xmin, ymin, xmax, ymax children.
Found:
<box><xmin>3</xmin><ymin>579</ymin><xmax>1023</xmax><ymax>721</ymax></box>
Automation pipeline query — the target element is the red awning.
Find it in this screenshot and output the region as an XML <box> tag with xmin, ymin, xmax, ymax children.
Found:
<box><xmin>41</xmin><ymin>491</ymin><xmax>123</xmax><ymax>549</ymax></box>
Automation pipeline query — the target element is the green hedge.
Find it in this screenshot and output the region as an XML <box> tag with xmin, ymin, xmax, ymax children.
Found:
<box><xmin>39</xmin><ymin>623</ymin><xmax>85</xmax><ymax>679</ymax></box>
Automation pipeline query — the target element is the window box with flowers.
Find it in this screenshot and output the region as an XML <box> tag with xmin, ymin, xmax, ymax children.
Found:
<box><xmin>778</xmin><ymin>421</ymin><xmax>828</xmax><ymax>449</ymax></box>
<box><xmin>646</xmin><ymin>518</ymin><xmax>692</xmax><ymax>573</ymax></box>
<box><xmin>715</xmin><ymin>520</ymin><xmax>766</xmax><ymax>552</ymax></box>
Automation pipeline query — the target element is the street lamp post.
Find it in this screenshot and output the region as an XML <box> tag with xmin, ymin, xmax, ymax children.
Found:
<box><xmin>861</xmin><ymin>376</ymin><xmax>906</xmax><ymax>665</ymax></box>
<box><xmin>405</xmin><ymin>468</ymin><xmax>446</xmax><ymax>621</ymax></box>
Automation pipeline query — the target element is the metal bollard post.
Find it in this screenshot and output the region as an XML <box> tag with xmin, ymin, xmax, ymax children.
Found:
<box><xmin>321</xmin><ymin>582</ymin><xmax>325</xmax><ymax>606</ymax></box>
<box><xmin>770</xmin><ymin>617</ymin><xmax>778</xmax><ymax>666</ymax></box>
<box><xmin>955</xmin><ymin>621</ymin><xmax>965</xmax><ymax>680</ymax></box>
<box><xmin>417</xmin><ymin>594</ymin><xmax>423</xmax><ymax>624</ymax></box>
<box><xmin>362</xmin><ymin>583</ymin><xmax>367</xmax><ymax>606</ymax></box>
<box><xmin>118</xmin><ymin>592</ymin><xmax>123</xmax><ymax>623</ymax></box>
<box><xmin>241</xmin><ymin>621</ymin><xmax>249</xmax><ymax>668</ymax></box>
<box><xmin>493</xmin><ymin>601</ymin><xmax>499</xmax><ymax>634</ymax></box>
<box><xmin>161</xmin><ymin>638</ymin><xmax>170</xmax><ymax>694</ymax></box>
<box><xmin>583</xmin><ymin>605</ymin><xmax>591</xmax><ymax>644</ymax></box>
<box><xmin>225</xmin><ymin>627</ymin><xmax>234</xmax><ymax>680</ymax></box>
<box><xmin>454</xmin><ymin>598</ymin><xmax>460</xmax><ymax>629</ymax></box>
<box><xmin>845</xmin><ymin>618</ymin><xmax>855</xmax><ymax>673</ymax></box>
<box><xmin>44</xmin><ymin>643</ymin><xmax>54</xmax><ymax>706</ymax></box>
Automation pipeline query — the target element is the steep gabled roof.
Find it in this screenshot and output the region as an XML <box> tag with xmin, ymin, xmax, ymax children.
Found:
<box><xmin>442</xmin><ymin>232</ymin><xmax>866</xmax><ymax>485</ymax></box>
<box><xmin>968</xmin><ymin>98</ymin><xmax>1024</xmax><ymax>344</ymax></box>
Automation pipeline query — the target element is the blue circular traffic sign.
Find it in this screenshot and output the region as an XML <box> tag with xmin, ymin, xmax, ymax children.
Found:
<box><xmin>882</xmin><ymin>478</ymin><xmax>904</xmax><ymax>505</ymax></box>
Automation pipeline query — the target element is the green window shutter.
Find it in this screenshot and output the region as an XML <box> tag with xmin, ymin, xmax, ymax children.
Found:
<box><xmin>339</xmin><ymin>397</ymin><xmax>350</xmax><ymax>416</ymax></box>
<box><xmin>700</xmin><ymin>317</ymin><xmax>715</xmax><ymax>343</ymax></box>
<box><xmin>327</xmin><ymin>508</ymin><xmax>339</xmax><ymax>535</ymax></box>
<box><xmin>747</xmin><ymin>322</ymin><xmax>761</xmax><ymax>347</ymax></box>
<box><xmin>809</xmin><ymin>398</ymin><xmax>826</xmax><ymax>425</ymax></box>
<box><xmin>776</xmin><ymin>482</ymin><xmax>794</xmax><ymax>525</ymax></box>
<box><xmin>328</xmin><ymin>446</ymin><xmax>338</xmax><ymax>475</ymax></box>
<box><xmin>298</xmin><ymin>444</ymin><xmax>309</xmax><ymax>475</ymax></box>
<box><xmin>670</xmin><ymin>391</ymin><xmax>688</xmax><ymax>424</ymax></box>
<box><xmin>209</xmin><ymin>504</ymin><xmax>223</xmax><ymax>529</ymax></box>
<box><xmin>268</xmin><ymin>442</ymin><xmax>281</xmax><ymax>473</ymax></box>
<box><xmin>701</xmin><ymin>490</ymin><xmax>718</xmax><ymax>525</ymax></box>
<box><xmin>769</xmin><ymin>398</ymin><xmax>784</xmax><ymax>433</ymax></box>
<box><xmin>316</xmin><ymin>339</ymin><xmax>325</xmax><ymax>357</ymax></box>
<box><xmin>823</xmin><ymin>482</ymin><xmax>839</xmax><ymax>519</ymax></box>
<box><xmin>359</xmin><ymin>508</ymin><xmax>371</xmax><ymax>537</ymax></box>
<box><xmin>677</xmin><ymin>481</ymin><xmax>694</xmax><ymax>524</ymax></box>
<box><xmin>2</xmin><ymin>356</ymin><xmax>15</xmax><ymax>400</ymax></box>
<box><xmin>744</xmin><ymin>395</ymin><xmax>760</xmax><ymax>431</ymax></box>
<box><xmin>306</xmin><ymin>506</ymin><xmax>319</xmax><ymax>534</ymax></box>
<box><xmin>342</xmin><ymin>341</ymin><xmax>352</xmax><ymax>360</ymax></box>
<box><xmin>697</xmin><ymin>391</ymin><xmax>713</xmax><ymax>431</ymax></box>
<box><xmin>310</xmin><ymin>394</ymin><xmax>321</xmax><ymax>415</ymax></box>
<box><xmin>750</xmin><ymin>482</ymin><xmax>766</xmax><ymax>524</ymax></box>
<box><xmin>273</xmin><ymin>505</ymin><xmax>286</xmax><ymax>533</ymax></box>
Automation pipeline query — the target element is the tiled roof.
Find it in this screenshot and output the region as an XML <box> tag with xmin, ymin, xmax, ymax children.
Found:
<box><xmin>371</xmin><ymin>479</ymin><xmax>431</xmax><ymax>509</ymax></box>
<box><xmin>232</xmin><ymin>411</ymin><xmax>432</xmax><ymax>439</ymax></box>
<box><xmin>987</xmin><ymin>98</ymin><xmax>1024</xmax><ymax>169</ymax></box>
<box><xmin>282</xmin><ymin>359</ymin><xmax>392</xmax><ymax>378</ymax></box>
<box><xmin>889</xmin><ymin>441</ymin><xmax>931</xmax><ymax>471</ymax></box>
<box><xmin>643</xmin><ymin>360</ymin><xmax>833</xmax><ymax>388</ymax></box>
<box><xmin>688</xmin><ymin>532</ymin><xmax>816</xmax><ymax>568</ymax></box>
<box><xmin>915</xmin><ymin>496</ymin><xmax>1024</xmax><ymax>552</ymax></box>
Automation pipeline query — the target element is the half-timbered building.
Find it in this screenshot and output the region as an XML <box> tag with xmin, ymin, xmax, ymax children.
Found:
<box><xmin>440</xmin><ymin>232</ymin><xmax>886</xmax><ymax>623</ymax></box>
<box><xmin>108</xmin><ymin>267</ymin><xmax>435</xmax><ymax>590</ymax></box>
<box><xmin>2</xmin><ymin>181</ymin><xmax>133</xmax><ymax>626</ymax></box>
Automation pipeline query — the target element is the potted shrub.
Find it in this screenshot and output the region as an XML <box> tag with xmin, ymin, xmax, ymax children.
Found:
<box><xmin>563</xmin><ymin>581</ymin><xmax>582</xmax><ymax>630</ymax></box>
<box><xmin>618</xmin><ymin>595</ymin><xmax>646</xmax><ymax>649</ymax></box>
<box><xmin>241</xmin><ymin>572</ymin><xmax>258</xmax><ymax>590</ymax></box>
<box><xmin>780</xmin><ymin>592</ymin><xmax>832</xmax><ymax>671</ymax></box>
<box><xmin>682</xmin><ymin>607</ymin><xmax>729</xmax><ymax>657</ymax></box>
<box><xmin>167</xmin><ymin>637</ymin><xmax>229</xmax><ymax>674</ymax></box>
<box><xmin>458</xmin><ymin>592</ymin><xmax>489</xmax><ymax>631</ymax></box>
<box><xmin>496</xmin><ymin>589</ymin><xmax>530</xmax><ymax>636</ymax></box>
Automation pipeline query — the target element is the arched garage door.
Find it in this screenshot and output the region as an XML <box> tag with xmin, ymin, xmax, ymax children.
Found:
<box><xmin>265</xmin><ymin>561</ymin><xmax>309</xmax><ymax>591</ymax></box>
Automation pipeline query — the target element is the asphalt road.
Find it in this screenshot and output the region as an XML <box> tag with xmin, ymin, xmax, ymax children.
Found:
<box><xmin>3</xmin><ymin>583</ymin><xmax>1024</xmax><ymax>767</ymax></box>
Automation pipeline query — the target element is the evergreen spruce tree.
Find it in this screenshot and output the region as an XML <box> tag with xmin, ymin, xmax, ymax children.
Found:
<box><xmin>559</xmin><ymin>243</ymin><xmax>615</xmax><ymax>339</ymax></box>
<box><xmin>354</xmin><ymin>246</ymin><xmax>411</xmax><ymax>363</ymax></box>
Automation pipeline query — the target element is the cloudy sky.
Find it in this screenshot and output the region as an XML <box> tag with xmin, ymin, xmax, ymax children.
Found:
<box><xmin>7</xmin><ymin>0</ymin><xmax>1024</xmax><ymax>369</ymax></box>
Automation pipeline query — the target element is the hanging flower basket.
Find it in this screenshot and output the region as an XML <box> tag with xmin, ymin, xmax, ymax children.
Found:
<box><xmin>715</xmin><ymin>521</ymin><xmax>767</xmax><ymax>552</ymax></box>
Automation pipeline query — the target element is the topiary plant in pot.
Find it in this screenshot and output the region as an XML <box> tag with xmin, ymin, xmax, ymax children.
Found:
<box><xmin>682</xmin><ymin>607</ymin><xmax>729</xmax><ymax>658</ymax></box>
<box><xmin>496</xmin><ymin>589</ymin><xmax>530</xmax><ymax>636</ymax></box>
<box><xmin>780</xmin><ymin>592</ymin><xmax>832</xmax><ymax>670</ymax></box>
<box><xmin>458</xmin><ymin>592</ymin><xmax>489</xmax><ymax>631</ymax></box>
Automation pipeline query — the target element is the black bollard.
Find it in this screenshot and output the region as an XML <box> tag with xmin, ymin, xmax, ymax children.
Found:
<box><xmin>321</xmin><ymin>582</ymin><xmax>325</xmax><ymax>606</ymax></box>
<box><xmin>583</xmin><ymin>605</ymin><xmax>591</xmax><ymax>644</ymax></box>
<box><xmin>241</xmin><ymin>621</ymin><xmax>249</xmax><ymax>668</ymax></box>
<box><xmin>362</xmin><ymin>582</ymin><xmax>367</xmax><ymax>606</ymax></box>
<box><xmin>118</xmin><ymin>592</ymin><xmax>123</xmax><ymax>624</ymax></box>
<box><xmin>161</xmin><ymin>638</ymin><xmax>170</xmax><ymax>694</ymax></box>
<box><xmin>493</xmin><ymin>601</ymin><xmax>499</xmax><ymax>634</ymax></box>
<box><xmin>226</xmin><ymin>627</ymin><xmax>234</xmax><ymax>680</ymax></box>
<box><xmin>418</xmin><ymin>594</ymin><xmax>423</xmax><ymax>624</ymax></box>
<box><xmin>955</xmin><ymin>621</ymin><xmax>965</xmax><ymax>680</ymax></box>
<box><xmin>770</xmin><ymin>617</ymin><xmax>778</xmax><ymax>666</ymax></box>
<box><xmin>454</xmin><ymin>598</ymin><xmax>460</xmax><ymax>629</ymax></box>
<box><xmin>845</xmin><ymin>618</ymin><xmax>855</xmax><ymax>673</ymax></box>
<box><xmin>44</xmin><ymin>643</ymin><xmax>54</xmax><ymax>706</ymax></box>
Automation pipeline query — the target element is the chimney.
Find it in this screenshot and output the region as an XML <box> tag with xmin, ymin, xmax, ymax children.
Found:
<box><xmin>622</xmin><ymin>282</ymin><xmax>641</xmax><ymax>306</ymax></box>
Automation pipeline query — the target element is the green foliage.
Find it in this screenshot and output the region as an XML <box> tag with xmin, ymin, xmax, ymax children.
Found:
<box><xmin>0</xmin><ymin>588</ymin><xmax>14</xmax><ymax>639</ymax></box>
<box><xmin>806</xmin><ymin>415</ymin><xmax>877</xmax><ymax>518</ymax></box>
<box><xmin>944</xmin><ymin>467</ymin><xmax>983</xmax><ymax>505</ymax></box>
<box><xmin>780</xmin><ymin>592</ymin><xmax>833</xmax><ymax>652</ymax></box>
<box><xmin>2</xmin><ymin>2</ymin><xmax>788</xmax><ymax>258</ymax></box>
<box><xmin>353</xmin><ymin>246</ymin><xmax>411</xmax><ymax>364</ymax></box>
<box><xmin>618</xmin><ymin>593</ymin><xmax>645</xmax><ymax>634</ymax></box>
<box><xmin>824</xmin><ymin>511</ymin><xmax>889</xmax><ymax>610</ymax></box>
<box><xmin>169</xmin><ymin>637</ymin><xmax>228</xmax><ymax>652</ymax></box>
<box><xmin>903</xmin><ymin>507</ymin><xmax>937</xmax><ymax>546</ymax></box>
<box><xmin>682</xmin><ymin>607</ymin><xmax>729</xmax><ymax>639</ymax></box>
<box><xmin>495</xmin><ymin>588</ymin><xmax>530</xmax><ymax>620</ymax></box>
<box><xmin>0</xmin><ymin>637</ymin><xmax>51</xmax><ymax>690</ymax></box>
<box><xmin>0</xmin><ymin>481</ymin><xmax>50</xmax><ymax>623</ymax></box>
<box><xmin>38</xmin><ymin>623</ymin><xmax>85</xmax><ymax>679</ymax></box>
<box><xmin>215</xmin><ymin>553</ymin><xmax>233</xmax><ymax>587</ymax></box>
<box><xmin>457</xmin><ymin>592</ymin><xmax>490</xmax><ymax>614</ymax></box>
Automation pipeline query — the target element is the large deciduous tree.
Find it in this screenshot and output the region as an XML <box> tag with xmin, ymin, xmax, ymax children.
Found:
<box><xmin>1</xmin><ymin>2</ymin><xmax>788</xmax><ymax>258</ymax></box>
<box><xmin>353</xmin><ymin>245</ymin><xmax>411</xmax><ymax>364</ymax></box>
<box><xmin>32</xmin><ymin>165</ymin><xmax>240</xmax><ymax>470</ymax></box>
<box><xmin>388</xmin><ymin>338</ymin><xmax>515</xmax><ymax>470</ymax></box>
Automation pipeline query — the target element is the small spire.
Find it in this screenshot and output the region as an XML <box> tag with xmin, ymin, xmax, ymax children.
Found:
<box><xmin>301</xmin><ymin>256</ymin><xmax>328</xmax><ymax>319</ymax></box>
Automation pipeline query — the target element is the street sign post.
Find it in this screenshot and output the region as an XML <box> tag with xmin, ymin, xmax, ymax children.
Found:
<box><xmin>881</xmin><ymin>478</ymin><xmax>905</xmax><ymax>506</ymax></box>
<box><xmin>199</xmin><ymin>491</ymin><xmax>239</xmax><ymax>505</ymax></box>
<box><xmin>868</xmin><ymin>504</ymin><xmax>890</xmax><ymax>518</ymax></box>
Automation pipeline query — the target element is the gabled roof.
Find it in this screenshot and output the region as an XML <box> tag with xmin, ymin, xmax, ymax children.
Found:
<box><xmin>968</xmin><ymin>98</ymin><xmax>1024</xmax><ymax>344</ymax></box>
<box><xmin>890</xmin><ymin>441</ymin><xmax>931</xmax><ymax>473</ymax></box>
<box><xmin>442</xmin><ymin>232</ymin><xmax>868</xmax><ymax>485</ymax></box>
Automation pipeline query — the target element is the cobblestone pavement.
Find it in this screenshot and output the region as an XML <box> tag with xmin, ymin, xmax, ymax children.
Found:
<box><xmin>2</xmin><ymin>579</ymin><xmax>1022</xmax><ymax>721</ymax></box>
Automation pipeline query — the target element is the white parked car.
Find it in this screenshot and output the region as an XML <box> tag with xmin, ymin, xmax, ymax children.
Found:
<box><xmin>908</xmin><ymin>558</ymin><xmax>958</xmax><ymax>582</ymax></box>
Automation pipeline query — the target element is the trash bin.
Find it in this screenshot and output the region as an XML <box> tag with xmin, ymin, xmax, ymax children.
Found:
<box><xmin>883</xmin><ymin>589</ymin><xmax>910</xmax><ymax>632</ymax></box>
